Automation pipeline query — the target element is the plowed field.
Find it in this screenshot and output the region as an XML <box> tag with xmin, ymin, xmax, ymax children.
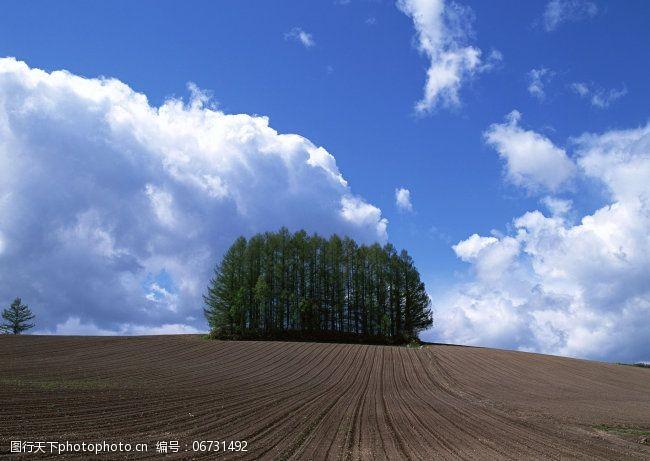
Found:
<box><xmin>1</xmin><ymin>335</ymin><xmax>649</xmax><ymax>460</ymax></box>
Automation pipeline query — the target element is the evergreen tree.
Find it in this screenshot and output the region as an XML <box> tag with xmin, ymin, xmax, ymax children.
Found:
<box><xmin>1</xmin><ymin>298</ymin><xmax>35</xmax><ymax>335</ymax></box>
<box><xmin>204</xmin><ymin>229</ymin><xmax>433</xmax><ymax>343</ymax></box>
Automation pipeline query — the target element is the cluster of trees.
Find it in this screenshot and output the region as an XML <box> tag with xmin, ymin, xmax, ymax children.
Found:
<box><xmin>1</xmin><ymin>297</ymin><xmax>35</xmax><ymax>334</ymax></box>
<box><xmin>204</xmin><ymin>228</ymin><xmax>433</xmax><ymax>343</ymax></box>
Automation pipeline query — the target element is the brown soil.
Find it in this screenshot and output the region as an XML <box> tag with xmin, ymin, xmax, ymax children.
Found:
<box><xmin>1</xmin><ymin>335</ymin><xmax>648</xmax><ymax>460</ymax></box>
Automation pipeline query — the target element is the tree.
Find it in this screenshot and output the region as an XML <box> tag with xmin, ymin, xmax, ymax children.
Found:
<box><xmin>1</xmin><ymin>298</ymin><xmax>35</xmax><ymax>335</ymax></box>
<box><xmin>204</xmin><ymin>229</ymin><xmax>434</xmax><ymax>344</ymax></box>
<box><xmin>254</xmin><ymin>274</ymin><xmax>271</xmax><ymax>333</ymax></box>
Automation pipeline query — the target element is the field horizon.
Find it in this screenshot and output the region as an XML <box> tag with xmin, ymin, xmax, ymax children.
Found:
<box><xmin>2</xmin><ymin>334</ymin><xmax>649</xmax><ymax>459</ymax></box>
<box><xmin>7</xmin><ymin>333</ymin><xmax>645</xmax><ymax>364</ymax></box>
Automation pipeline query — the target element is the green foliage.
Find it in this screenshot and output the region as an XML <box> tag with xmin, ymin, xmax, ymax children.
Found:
<box><xmin>1</xmin><ymin>297</ymin><xmax>35</xmax><ymax>335</ymax></box>
<box><xmin>406</xmin><ymin>339</ymin><xmax>422</xmax><ymax>349</ymax></box>
<box><xmin>204</xmin><ymin>228</ymin><xmax>433</xmax><ymax>343</ymax></box>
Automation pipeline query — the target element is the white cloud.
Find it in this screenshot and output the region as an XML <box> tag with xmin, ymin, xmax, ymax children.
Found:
<box><xmin>527</xmin><ymin>68</ymin><xmax>554</xmax><ymax>101</ymax></box>
<box><xmin>37</xmin><ymin>317</ymin><xmax>201</xmax><ymax>336</ymax></box>
<box><xmin>396</xmin><ymin>0</ymin><xmax>497</xmax><ymax>113</ymax></box>
<box><xmin>395</xmin><ymin>187</ymin><xmax>414</xmax><ymax>212</ymax></box>
<box><xmin>590</xmin><ymin>87</ymin><xmax>627</xmax><ymax>109</ymax></box>
<box><xmin>570</xmin><ymin>82</ymin><xmax>589</xmax><ymax>97</ymax></box>
<box><xmin>484</xmin><ymin>110</ymin><xmax>576</xmax><ymax>193</ymax></box>
<box><xmin>340</xmin><ymin>196</ymin><xmax>388</xmax><ymax>241</ymax></box>
<box><xmin>284</xmin><ymin>27</ymin><xmax>315</xmax><ymax>48</ymax></box>
<box><xmin>0</xmin><ymin>57</ymin><xmax>387</xmax><ymax>335</ymax></box>
<box><xmin>541</xmin><ymin>196</ymin><xmax>572</xmax><ymax>216</ymax></box>
<box><xmin>576</xmin><ymin>124</ymin><xmax>650</xmax><ymax>202</ymax></box>
<box><xmin>570</xmin><ymin>82</ymin><xmax>627</xmax><ymax>108</ymax></box>
<box><xmin>127</xmin><ymin>323</ymin><xmax>201</xmax><ymax>335</ymax></box>
<box><xmin>543</xmin><ymin>0</ymin><xmax>598</xmax><ymax>32</ymax></box>
<box><xmin>428</xmin><ymin>122</ymin><xmax>650</xmax><ymax>363</ymax></box>
<box><xmin>452</xmin><ymin>233</ymin><xmax>497</xmax><ymax>262</ymax></box>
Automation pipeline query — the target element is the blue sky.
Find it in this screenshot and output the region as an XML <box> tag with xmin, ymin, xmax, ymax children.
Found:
<box><xmin>0</xmin><ymin>1</ymin><xmax>648</xmax><ymax>361</ymax></box>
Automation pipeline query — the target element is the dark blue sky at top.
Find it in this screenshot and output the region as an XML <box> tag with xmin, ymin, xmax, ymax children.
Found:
<box><xmin>2</xmin><ymin>0</ymin><xmax>649</xmax><ymax>292</ymax></box>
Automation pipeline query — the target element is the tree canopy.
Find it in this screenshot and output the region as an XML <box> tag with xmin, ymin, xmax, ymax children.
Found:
<box><xmin>204</xmin><ymin>228</ymin><xmax>433</xmax><ymax>344</ymax></box>
<box><xmin>1</xmin><ymin>297</ymin><xmax>35</xmax><ymax>335</ymax></box>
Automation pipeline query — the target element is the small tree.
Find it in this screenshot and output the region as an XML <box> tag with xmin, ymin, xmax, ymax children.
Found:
<box><xmin>1</xmin><ymin>298</ymin><xmax>35</xmax><ymax>334</ymax></box>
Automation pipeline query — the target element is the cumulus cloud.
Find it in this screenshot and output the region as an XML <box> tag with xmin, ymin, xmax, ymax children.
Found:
<box><xmin>451</xmin><ymin>233</ymin><xmax>497</xmax><ymax>262</ymax></box>
<box><xmin>429</xmin><ymin>122</ymin><xmax>650</xmax><ymax>363</ymax></box>
<box><xmin>527</xmin><ymin>68</ymin><xmax>554</xmax><ymax>101</ymax></box>
<box><xmin>0</xmin><ymin>58</ymin><xmax>387</xmax><ymax>335</ymax></box>
<box><xmin>396</xmin><ymin>0</ymin><xmax>498</xmax><ymax>113</ymax></box>
<box><xmin>340</xmin><ymin>196</ymin><xmax>388</xmax><ymax>240</ymax></box>
<box><xmin>570</xmin><ymin>82</ymin><xmax>627</xmax><ymax>108</ymax></box>
<box><xmin>284</xmin><ymin>27</ymin><xmax>315</xmax><ymax>48</ymax></box>
<box><xmin>395</xmin><ymin>187</ymin><xmax>414</xmax><ymax>212</ymax></box>
<box><xmin>543</xmin><ymin>0</ymin><xmax>598</xmax><ymax>32</ymax></box>
<box><xmin>484</xmin><ymin>110</ymin><xmax>576</xmax><ymax>193</ymax></box>
<box><xmin>541</xmin><ymin>196</ymin><xmax>572</xmax><ymax>217</ymax></box>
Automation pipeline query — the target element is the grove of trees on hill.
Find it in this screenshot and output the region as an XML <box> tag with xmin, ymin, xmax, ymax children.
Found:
<box><xmin>204</xmin><ymin>228</ymin><xmax>433</xmax><ymax>344</ymax></box>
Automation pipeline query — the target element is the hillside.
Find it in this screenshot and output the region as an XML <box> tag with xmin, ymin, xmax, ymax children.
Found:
<box><xmin>1</xmin><ymin>335</ymin><xmax>648</xmax><ymax>460</ymax></box>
